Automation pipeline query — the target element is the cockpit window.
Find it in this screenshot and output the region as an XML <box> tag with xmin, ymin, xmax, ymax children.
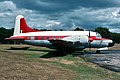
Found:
<box><xmin>96</xmin><ymin>33</ymin><xmax>102</xmax><ymax>38</ymax></box>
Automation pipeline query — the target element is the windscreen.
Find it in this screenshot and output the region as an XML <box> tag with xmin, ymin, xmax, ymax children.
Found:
<box><xmin>96</xmin><ymin>32</ymin><xmax>102</xmax><ymax>38</ymax></box>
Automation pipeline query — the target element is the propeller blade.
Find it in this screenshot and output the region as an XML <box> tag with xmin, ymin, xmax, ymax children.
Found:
<box><xmin>100</xmin><ymin>40</ymin><xmax>102</xmax><ymax>47</ymax></box>
<box><xmin>88</xmin><ymin>29</ymin><xmax>91</xmax><ymax>50</ymax></box>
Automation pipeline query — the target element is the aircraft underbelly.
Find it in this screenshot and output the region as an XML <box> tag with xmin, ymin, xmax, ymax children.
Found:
<box><xmin>23</xmin><ymin>40</ymin><xmax>53</xmax><ymax>48</ymax></box>
<box><xmin>90</xmin><ymin>40</ymin><xmax>108</xmax><ymax>48</ymax></box>
<box><xmin>23</xmin><ymin>40</ymin><xmax>85</xmax><ymax>50</ymax></box>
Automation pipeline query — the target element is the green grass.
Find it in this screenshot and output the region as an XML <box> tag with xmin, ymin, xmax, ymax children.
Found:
<box><xmin>49</xmin><ymin>59</ymin><xmax>120</xmax><ymax>80</ymax></box>
<box><xmin>1</xmin><ymin>45</ymin><xmax>120</xmax><ymax>80</ymax></box>
<box><xmin>25</xmin><ymin>52</ymin><xmax>120</xmax><ymax>80</ymax></box>
<box><xmin>14</xmin><ymin>46</ymin><xmax>120</xmax><ymax>80</ymax></box>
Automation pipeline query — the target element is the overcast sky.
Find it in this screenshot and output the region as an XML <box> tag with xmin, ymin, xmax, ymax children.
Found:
<box><xmin>0</xmin><ymin>0</ymin><xmax>120</xmax><ymax>33</ymax></box>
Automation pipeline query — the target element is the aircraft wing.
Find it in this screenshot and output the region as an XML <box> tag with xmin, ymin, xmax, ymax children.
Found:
<box><xmin>49</xmin><ymin>40</ymin><xmax>82</xmax><ymax>49</ymax></box>
<box><xmin>49</xmin><ymin>35</ymin><xmax>88</xmax><ymax>49</ymax></box>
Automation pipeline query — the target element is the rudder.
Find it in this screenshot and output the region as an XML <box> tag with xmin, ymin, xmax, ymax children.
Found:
<box><xmin>13</xmin><ymin>15</ymin><xmax>38</xmax><ymax>36</ymax></box>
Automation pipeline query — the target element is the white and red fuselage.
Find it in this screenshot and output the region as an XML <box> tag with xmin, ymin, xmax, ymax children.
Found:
<box><xmin>6</xmin><ymin>15</ymin><xmax>114</xmax><ymax>52</ymax></box>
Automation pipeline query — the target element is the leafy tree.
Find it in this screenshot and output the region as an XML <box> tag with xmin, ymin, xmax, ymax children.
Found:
<box><xmin>95</xmin><ymin>27</ymin><xmax>120</xmax><ymax>43</ymax></box>
<box><xmin>40</xmin><ymin>29</ymin><xmax>52</xmax><ymax>31</ymax></box>
<box><xmin>74</xmin><ymin>27</ymin><xmax>84</xmax><ymax>31</ymax></box>
<box><xmin>60</xmin><ymin>29</ymin><xmax>63</xmax><ymax>31</ymax></box>
<box><xmin>110</xmin><ymin>33</ymin><xmax>120</xmax><ymax>43</ymax></box>
<box><xmin>95</xmin><ymin>27</ymin><xmax>110</xmax><ymax>38</ymax></box>
<box><xmin>0</xmin><ymin>27</ymin><xmax>14</xmax><ymax>44</ymax></box>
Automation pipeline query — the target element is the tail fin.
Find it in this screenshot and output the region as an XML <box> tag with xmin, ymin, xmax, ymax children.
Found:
<box><xmin>14</xmin><ymin>15</ymin><xmax>38</xmax><ymax>36</ymax></box>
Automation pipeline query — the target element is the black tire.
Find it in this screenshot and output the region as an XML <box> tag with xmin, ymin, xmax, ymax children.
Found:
<box><xmin>65</xmin><ymin>48</ymin><xmax>75</xmax><ymax>54</ymax></box>
<box><xmin>96</xmin><ymin>50</ymin><xmax>100</xmax><ymax>54</ymax></box>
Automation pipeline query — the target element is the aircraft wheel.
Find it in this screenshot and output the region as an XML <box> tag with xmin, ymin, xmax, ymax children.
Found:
<box><xmin>63</xmin><ymin>50</ymin><xmax>72</xmax><ymax>54</ymax></box>
<box><xmin>96</xmin><ymin>50</ymin><xmax>100</xmax><ymax>54</ymax></box>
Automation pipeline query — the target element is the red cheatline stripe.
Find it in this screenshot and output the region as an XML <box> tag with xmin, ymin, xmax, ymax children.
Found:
<box><xmin>8</xmin><ymin>35</ymin><xmax>110</xmax><ymax>41</ymax></box>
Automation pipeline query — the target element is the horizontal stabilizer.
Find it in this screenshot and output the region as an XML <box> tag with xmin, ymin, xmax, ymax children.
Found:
<box><xmin>5</xmin><ymin>36</ymin><xmax>26</xmax><ymax>40</ymax></box>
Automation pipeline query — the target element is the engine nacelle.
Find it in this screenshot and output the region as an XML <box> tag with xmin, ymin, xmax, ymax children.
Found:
<box><xmin>62</xmin><ymin>35</ymin><xmax>88</xmax><ymax>44</ymax></box>
<box><xmin>79</xmin><ymin>35</ymin><xmax>89</xmax><ymax>44</ymax></box>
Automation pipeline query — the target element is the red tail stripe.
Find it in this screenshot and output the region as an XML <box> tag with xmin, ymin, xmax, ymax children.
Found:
<box><xmin>20</xmin><ymin>18</ymin><xmax>38</xmax><ymax>33</ymax></box>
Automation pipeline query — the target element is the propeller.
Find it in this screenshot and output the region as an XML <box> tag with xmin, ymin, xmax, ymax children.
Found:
<box><xmin>88</xmin><ymin>29</ymin><xmax>91</xmax><ymax>50</ymax></box>
<box><xmin>99</xmin><ymin>40</ymin><xmax>103</xmax><ymax>47</ymax></box>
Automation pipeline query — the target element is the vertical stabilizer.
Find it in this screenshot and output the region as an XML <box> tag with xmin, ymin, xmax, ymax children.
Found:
<box><xmin>13</xmin><ymin>15</ymin><xmax>39</xmax><ymax>36</ymax></box>
<box><xmin>20</xmin><ymin>17</ymin><xmax>38</xmax><ymax>33</ymax></box>
<box><xmin>14</xmin><ymin>15</ymin><xmax>24</xmax><ymax>36</ymax></box>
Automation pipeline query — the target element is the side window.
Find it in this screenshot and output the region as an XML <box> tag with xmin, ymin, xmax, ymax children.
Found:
<box><xmin>58</xmin><ymin>36</ymin><xmax>61</xmax><ymax>39</ymax></box>
<box><xmin>47</xmin><ymin>36</ymin><xmax>49</xmax><ymax>40</ymax></box>
<box><xmin>35</xmin><ymin>36</ymin><xmax>38</xmax><ymax>40</ymax></box>
<box><xmin>30</xmin><ymin>36</ymin><xmax>34</xmax><ymax>40</ymax></box>
<box><xmin>41</xmin><ymin>36</ymin><xmax>43</xmax><ymax>40</ymax></box>
<box><xmin>52</xmin><ymin>36</ymin><xmax>55</xmax><ymax>40</ymax></box>
<box><xmin>27</xmin><ymin>36</ymin><xmax>30</xmax><ymax>40</ymax></box>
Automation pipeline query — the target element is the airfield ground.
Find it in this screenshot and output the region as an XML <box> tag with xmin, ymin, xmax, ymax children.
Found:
<box><xmin>0</xmin><ymin>44</ymin><xmax>120</xmax><ymax>80</ymax></box>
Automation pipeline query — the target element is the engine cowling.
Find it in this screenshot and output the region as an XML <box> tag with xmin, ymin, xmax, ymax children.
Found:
<box><xmin>62</xmin><ymin>35</ymin><xmax>88</xmax><ymax>44</ymax></box>
<box><xmin>79</xmin><ymin>35</ymin><xmax>88</xmax><ymax>44</ymax></box>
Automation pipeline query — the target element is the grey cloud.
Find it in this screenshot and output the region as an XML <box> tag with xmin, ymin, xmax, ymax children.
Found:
<box><xmin>56</xmin><ymin>7</ymin><xmax>120</xmax><ymax>30</ymax></box>
<box><xmin>10</xmin><ymin>0</ymin><xmax>120</xmax><ymax>14</ymax></box>
<box><xmin>0</xmin><ymin>0</ymin><xmax>120</xmax><ymax>33</ymax></box>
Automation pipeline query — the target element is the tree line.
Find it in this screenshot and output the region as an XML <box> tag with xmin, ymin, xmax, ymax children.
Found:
<box><xmin>94</xmin><ymin>27</ymin><xmax>120</xmax><ymax>43</ymax></box>
<box><xmin>0</xmin><ymin>27</ymin><xmax>120</xmax><ymax>44</ymax></box>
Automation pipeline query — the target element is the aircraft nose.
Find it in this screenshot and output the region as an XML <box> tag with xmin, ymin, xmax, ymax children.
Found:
<box><xmin>108</xmin><ymin>40</ymin><xmax>114</xmax><ymax>47</ymax></box>
<box><xmin>108</xmin><ymin>42</ymin><xmax>114</xmax><ymax>47</ymax></box>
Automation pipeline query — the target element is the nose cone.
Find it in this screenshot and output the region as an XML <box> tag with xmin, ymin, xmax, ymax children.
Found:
<box><xmin>108</xmin><ymin>42</ymin><xmax>114</xmax><ymax>47</ymax></box>
<box><xmin>108</xmin><ymin>40</ymin><xmax>114</xmax><ymax>47</ymax></box>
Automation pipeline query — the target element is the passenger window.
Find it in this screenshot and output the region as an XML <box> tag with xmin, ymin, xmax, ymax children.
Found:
<box><xmin>52</xmin><ymin>36</ymin><xmax>55</xmax><ymax>40</ymax></box>
<box><xmin>30</xmin><ymin>36</ymin><xmax>34</xmax><ymax>40</ymax></box>
<box><xmin>58</xmin><ymin>36</ymin><xmax>61</xmax><ymax>39</ymax></box>
<box><xmin>47</xmin><ymin>36</ymin><xmax>49</xmax><ymax>40</ymax></box>
<box><xmin>35</xmin><ymin>36</ymin><xmax>38</xmax><ymax>40</ymax></box>
<box><xmin>41</xmin><ymin>36</ymin><xmax>43</xmax><ymax>40</ymax></box>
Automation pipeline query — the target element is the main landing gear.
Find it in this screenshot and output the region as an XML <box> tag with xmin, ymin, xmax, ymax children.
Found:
<box><xmin>96</xmin><ymin>50</ymin><xmax>100</xmax><ymax>54</ymax></box>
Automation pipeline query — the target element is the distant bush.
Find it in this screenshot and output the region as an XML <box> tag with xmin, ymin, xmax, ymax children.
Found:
<box><xmin>95</xmin><ymin>27</ymin><xmax>120</xmax><ymax>43</ymax></box>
